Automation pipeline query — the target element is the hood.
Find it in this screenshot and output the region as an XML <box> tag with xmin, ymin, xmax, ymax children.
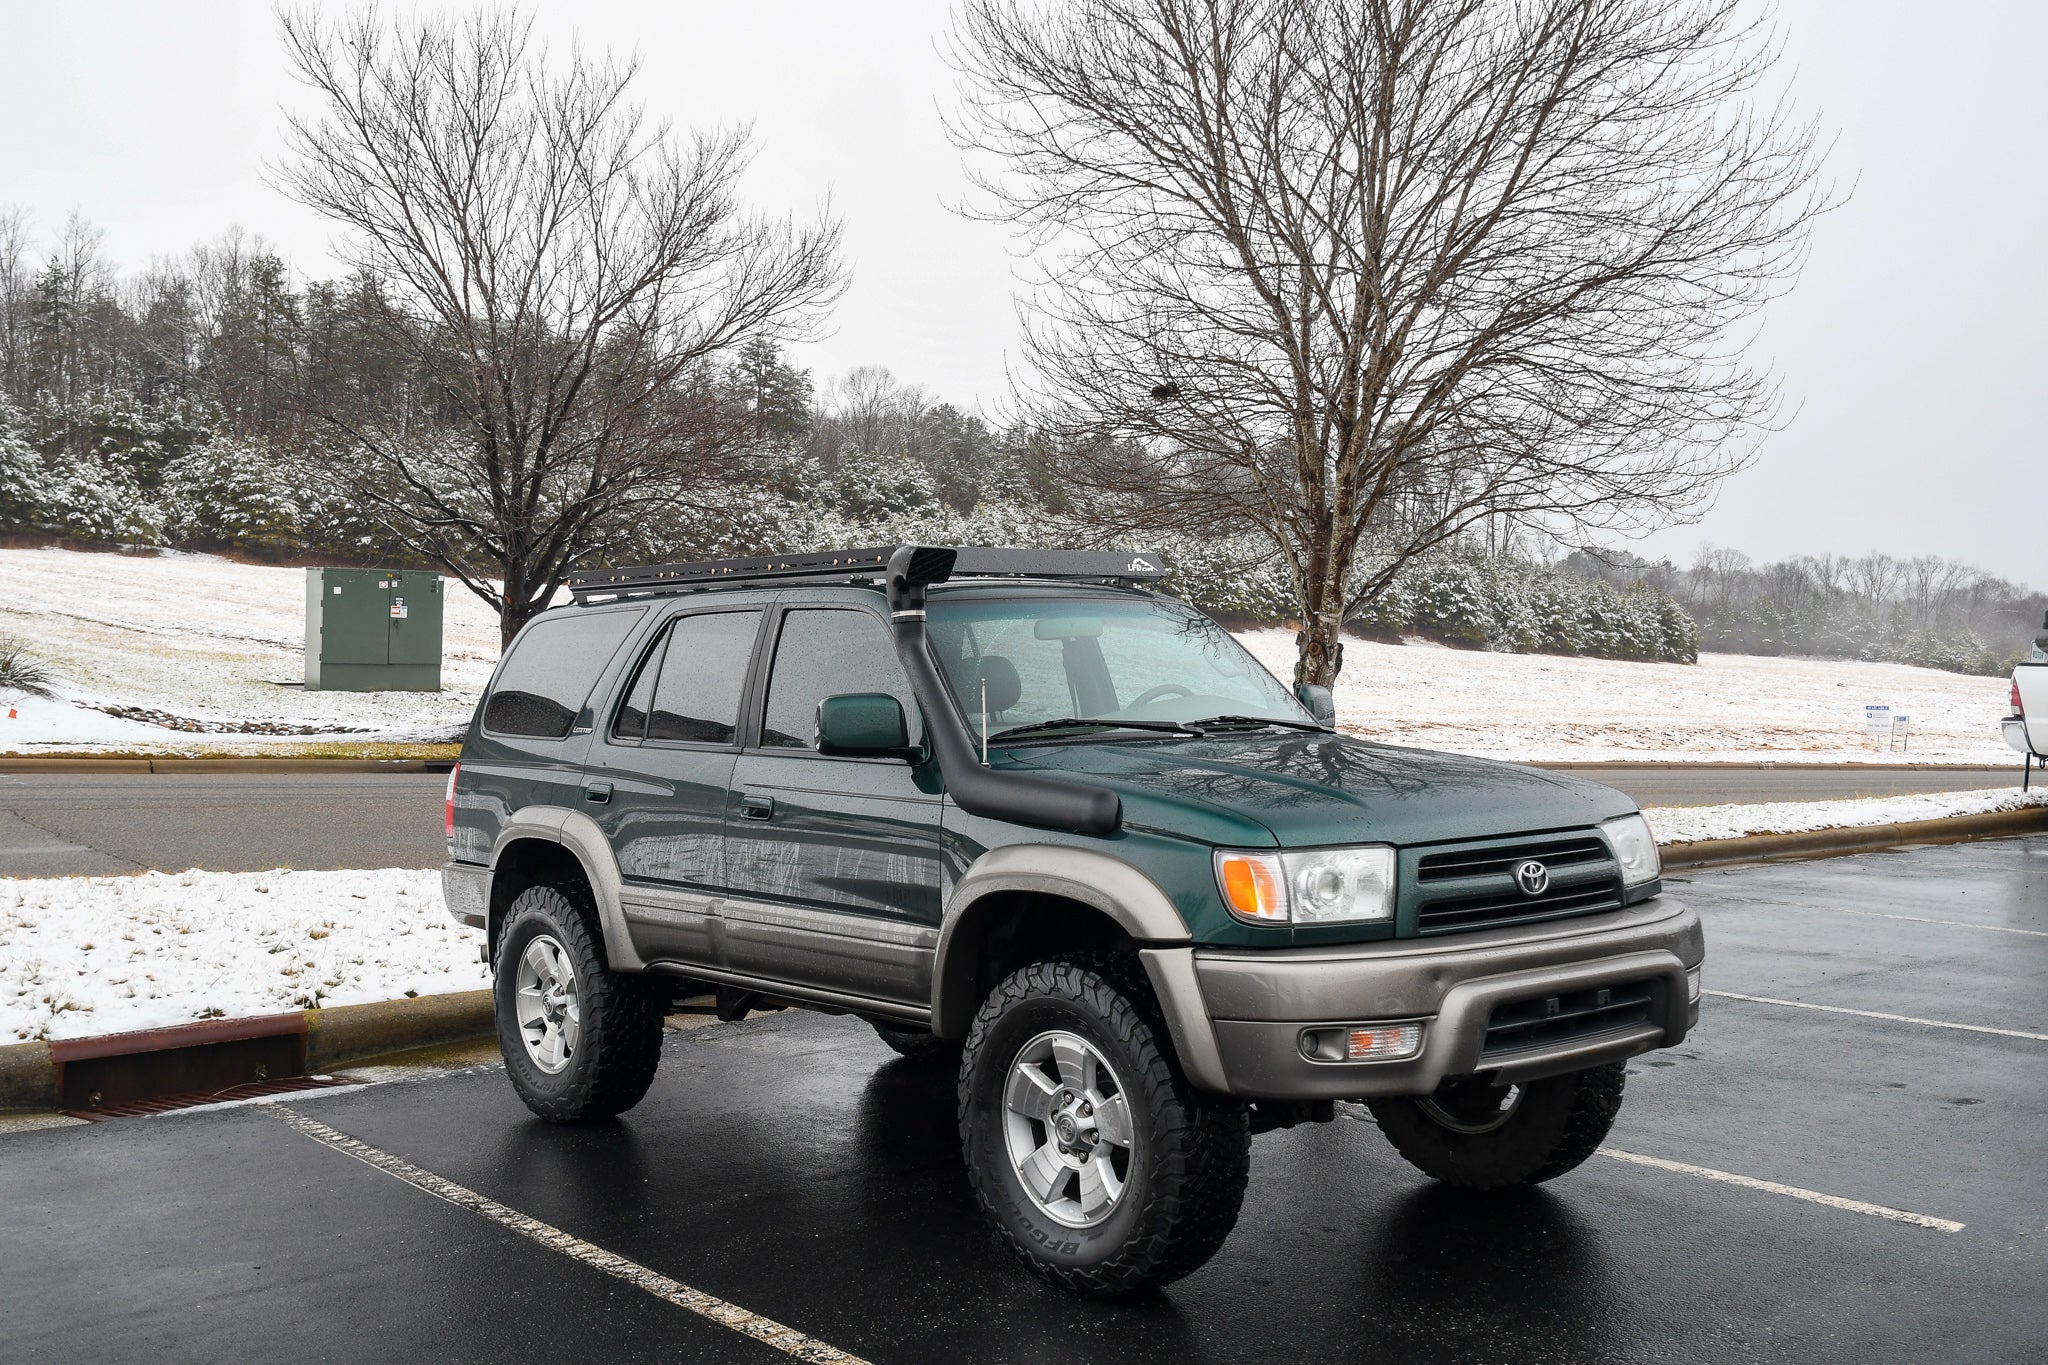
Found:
<box><xmin>1000</xmin><ymin>731</ymin><xmax>1638</xmax><ymax>848</ymax></box>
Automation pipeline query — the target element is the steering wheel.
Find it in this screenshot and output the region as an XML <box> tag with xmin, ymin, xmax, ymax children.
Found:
<box><xmin>1129</xmin><ymin>683</ymin><xmax>1195</xmax><ymax>708</ymax></box>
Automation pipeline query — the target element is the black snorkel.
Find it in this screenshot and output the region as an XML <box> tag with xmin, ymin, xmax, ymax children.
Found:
<box><xmin>885</xmin><ymin>545</ymin><xmax>1122</xmax><ymax>836</ymax></box>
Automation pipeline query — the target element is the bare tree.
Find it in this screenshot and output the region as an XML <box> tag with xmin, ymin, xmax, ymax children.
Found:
<box><xmin>953</xmin><ymin>0</ymin><xmax>1831</xmax><ymax>684</ymax></box>
<box><xmin>275</xmin><ymin>6</ymin><xmax>844</xmax><ymax>642</ymax></box>
<box><xmin>0</xmin><ymin>207</ymin><xmax>31</xmax><ymax>399</ymax></box>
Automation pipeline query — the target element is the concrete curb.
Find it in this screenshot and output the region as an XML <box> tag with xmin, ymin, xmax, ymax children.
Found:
<box><xmin>1660</xmin><ymin>804</ymin><xmax>2048</xmax><ymax>869</ymax></box>
<box><xmin>0</xmin><ymin>757</ymin><xmax>454</xmax><ymax>773</ymax></box>
<box><xmin>0</xmin><ymin>989</ymin><xmax>492</xmax><ymax>1114</ymax></box>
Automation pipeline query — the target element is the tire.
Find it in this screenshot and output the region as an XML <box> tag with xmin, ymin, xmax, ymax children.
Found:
<box><xmin>957</xmin><ymin>957</ymin><xmax>1250</xmax><ymax>1298</ymax></box>
<box><xmin>871</xmin><ymin>1020</ymin><xmax>962</xmax><ymax>1063</ymax></box>
<box><xmin>494</xmin><ymin>882</ymin><xmax>664</xmax><ymax>1123</ymax></box>
<box><xmin>1367</xmin><ymin>1062</ymin><xmax>1626</xmax><ymax>1190</ymax></box>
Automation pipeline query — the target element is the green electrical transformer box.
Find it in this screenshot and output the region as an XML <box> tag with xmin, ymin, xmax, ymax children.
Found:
<box><xmin>304</xmin><ymin>568</ymin><xmax>445</xmax><ymax>691</ymax></box>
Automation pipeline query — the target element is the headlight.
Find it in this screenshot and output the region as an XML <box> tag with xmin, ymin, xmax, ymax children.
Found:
<box><xmin>1215</xmin><ymin>846</ymin><xmax>1396</xmax><ymax>926</ymax></box>
<box><xmin>1601</xmin><ymin>813</ymin><xmax>1662</xmax><ymax>888</ymax></box>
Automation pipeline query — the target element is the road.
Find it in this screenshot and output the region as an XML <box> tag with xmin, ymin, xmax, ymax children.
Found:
<box><xmin>3</xmin><ymin>836</ymin><xmax>2044</xmax><ymax>1363</ymax></box>
<box><xmin>0</xmin><ymin>763</ymin><xmax>2026</xmax><ymax>877</ymax></box>
<box><xmin>0</xmin><ymin>771</ymin><xmax>450</xmax><ymax>876</ymax></box>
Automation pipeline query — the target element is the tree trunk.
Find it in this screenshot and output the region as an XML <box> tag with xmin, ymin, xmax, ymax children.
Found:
<box><xmin>1293</xmin><ymin>580</ymin><xmax>1346</xmax><ymax>688</ymax></box>
<box><xmin>498</xmin><ymin>557</ymin><xmax>541</xmax><ymax>649</ymax></box>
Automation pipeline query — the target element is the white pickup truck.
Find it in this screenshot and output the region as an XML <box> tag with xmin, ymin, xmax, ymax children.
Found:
<box><xmin>2004</xmin><ymin>612</ymin><xmax>2048</xmax><ymax>790</ymax></box>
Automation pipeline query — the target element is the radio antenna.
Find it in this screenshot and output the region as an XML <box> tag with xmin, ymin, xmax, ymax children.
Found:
<box><xmin>980</xmin><ymin>675</ymin><xmax>989</xmax><ymax>766</ymax></box>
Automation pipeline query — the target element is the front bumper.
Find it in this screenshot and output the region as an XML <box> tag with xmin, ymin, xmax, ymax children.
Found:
<box><xmin>1144</xmin><ymin>897</ymin><xmax>1702</xmax><ymax>1100</ymax></box>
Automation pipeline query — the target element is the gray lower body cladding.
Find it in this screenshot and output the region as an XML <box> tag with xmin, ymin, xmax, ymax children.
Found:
<box><xmin>1173</xmin><ymin>898</ymin><xmax>1702</xmax><ymax>1100</ymax></box>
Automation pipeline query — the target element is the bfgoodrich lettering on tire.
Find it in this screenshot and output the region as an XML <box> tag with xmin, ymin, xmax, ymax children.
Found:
<box><xmin>494</xmin><ymin>883</ymin><xmax>664</xmax><ymax>1123</ymax></box>
<box><xmin>957</xmin><ymin>957</ymin><xmax>1250</xmax><ymax>1297</ymax></box>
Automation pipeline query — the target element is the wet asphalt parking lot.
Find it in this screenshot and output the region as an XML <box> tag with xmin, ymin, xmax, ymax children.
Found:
<box><xmin>4</xmin><ymin>835</ymin><xmax>2044</xmax><ymax>1363</ymax></box>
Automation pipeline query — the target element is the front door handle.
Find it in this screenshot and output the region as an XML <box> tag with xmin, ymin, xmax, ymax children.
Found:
<box><xmin>583</xmin><ymin>780</ymin><xmax>613</xmax><ymax>804</ymax></box>
<box><xmin>739</xmin><ymin>794</ymin><xmax>775</xmax><ymax>821</ymax></box>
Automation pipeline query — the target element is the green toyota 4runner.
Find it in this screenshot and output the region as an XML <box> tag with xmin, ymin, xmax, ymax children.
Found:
<box><xmin>442</xmin><ymin>545</ymin><xmax>1703</xmax><ymax>1297</ymax></box>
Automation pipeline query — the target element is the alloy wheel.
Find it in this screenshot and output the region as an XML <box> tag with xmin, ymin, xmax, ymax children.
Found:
<box><xmin>514</xmin><ymin>933</ymin><xmax>581</xmax><ymax>1074</ymax></box>
<box><xmin>1001</xmin><ymin>1029</ymin><xmax>1136</xmax><ymax>1228</ymax></box>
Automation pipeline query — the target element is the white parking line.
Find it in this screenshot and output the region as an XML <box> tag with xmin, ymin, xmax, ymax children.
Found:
<box><xmin>278</xmin><ymin>1108</ymin><xmax>870</xmax><ymax>1365</ymax></box>
<box><xmin>1717</xmin><ymin>898</ymin><xmax>2048</xmax><ymax>938</ymax></box>
<box><xmin>1706</xmin><ymin>989</ymin><xmax>2048</xmax><ymax>1043</ymax></box>
<box><xmin>1818</xmin><ymin>907</ymin><xmax>2048</xmax><ymax>937</ymax></box>
<box><xmin>1598</xmin><ymin>1148</ymin><xmax>1964</xmax><ymax>1232</ymax></box>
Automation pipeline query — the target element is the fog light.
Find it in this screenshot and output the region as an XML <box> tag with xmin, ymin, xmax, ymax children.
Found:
<box><xmin>1300</xmin><ymin>1021</ymin><xmax>1422</xmax><ymax>1063</ymax></box>
<box><xmin>1686</xmin><ymin>965</ymin><xmax>1702</xmax><ymax>1004</ymax></box>
<box><xmin>1349</xmin><ymin>1023</ymin><xmax>1421</xmax><ymax>1059</ymax></box>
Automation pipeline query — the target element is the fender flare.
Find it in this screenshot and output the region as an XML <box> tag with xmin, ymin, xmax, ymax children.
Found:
<box><xmin>488</xmin><ymin>806</ymin><xmax>643</xmax><ymax>971</ymax></box>
<box><xmin>930</xmin><ymin>844</ymin><xmax>1190</xmax><ymax>1038</ymax></box>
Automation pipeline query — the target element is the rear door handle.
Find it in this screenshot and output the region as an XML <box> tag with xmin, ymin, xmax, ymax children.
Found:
<box><xmin>740</xmin><ymin>794</ymin><xmax>775</xmax><ymax>821</ymax></box>
<box><xmin>583</xmin><ymin>780</ymin><xmax>613</xmax><ymax>804</ymax></box>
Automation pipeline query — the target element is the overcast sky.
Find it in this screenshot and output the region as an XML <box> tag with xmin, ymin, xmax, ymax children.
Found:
<box><xmin>1</xmin><ymin>0</ymin><xmax>2040</xmax><ymax>586</ymax></box>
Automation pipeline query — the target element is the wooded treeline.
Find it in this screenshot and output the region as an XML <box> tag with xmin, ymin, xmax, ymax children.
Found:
<box><xmin>1</xmin><ymin>209</ymin><xmax>2032</xmax><ymax>674</ymax></box>
<box><xmin>1570</xmin><ymin>546</ymin><xmax>2045</xmax><ymax>675</ymax></box>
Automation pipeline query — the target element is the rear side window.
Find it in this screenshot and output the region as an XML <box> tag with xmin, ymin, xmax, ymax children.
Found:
<box><xmin>761</xmin><ymin>609</ymin><xmax>921</xmax><ymax>749</ymax></box>
<box><xmin>618</xmin><ymin>610</ymin><xmax>761</xmax><ymax>745</ymax></box>
<box><xmin>483</xmin><ymin>609</ymin><xmax>646</xmax><ymax>739</ymax></box>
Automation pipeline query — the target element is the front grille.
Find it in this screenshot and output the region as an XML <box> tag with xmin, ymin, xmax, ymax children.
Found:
<box><xmin>1411</xmin><ymin>834</ymin><xmax>1621</xmax><ymax>934</ymax></box>
<box><xmin>1417</xmin><ymin>836</ymin><xmax>1609</xmax><ymax>882</ymax></box>
<box><xmin>1481</xmin><ymin>979</ymin><xmax>1657</xmax><ymax>1058</ymax></box>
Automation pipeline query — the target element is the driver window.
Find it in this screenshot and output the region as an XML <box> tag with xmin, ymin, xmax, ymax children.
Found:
<box><xmin>760</xmin><ymin>609</ymin><xmax>923</xmax><ymax>750</ymax></box>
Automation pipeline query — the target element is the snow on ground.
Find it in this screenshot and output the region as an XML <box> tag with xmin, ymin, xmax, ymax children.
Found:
<box><xmin>0</xmin><ymin>868</ymin><xmax>480</xmax><ymax>1043</ymax></box>
<box><xmin>0</xmin><ymin>546</ymin><xmax>501</xmax><ymax>750</ymax></box>
<box><xmin>1646</xmin><ymin>787</ymin><xmax>2048</xmax><ymax>845</ymax></box>
<box><xmin>0</xmin><ymin>547</ymin><xmax>2017</xmax><ymax>762</ymax></box>
<box><xmin>1235</xmin><ymin>629</ymin><xmax>2014</xmax><ymax>765</ymax></box>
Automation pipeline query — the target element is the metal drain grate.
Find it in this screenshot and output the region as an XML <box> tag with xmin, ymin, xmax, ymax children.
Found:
<box><xmin>64</xmin><ymin>1075</ymin><xmax>356</xmax><ymax>1121</ymax></box>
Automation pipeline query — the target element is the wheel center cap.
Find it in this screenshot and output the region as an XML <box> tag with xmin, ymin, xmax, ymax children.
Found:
<box><xmin>1054</xmin><ymin>1114</ymin><xmax>1079</xmax><ymax>1145</ymax></box>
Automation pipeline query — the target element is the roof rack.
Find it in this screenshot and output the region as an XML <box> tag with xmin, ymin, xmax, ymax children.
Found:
<box><xmin>565</xmin><ymin>545</ymin><xmax>1169</xmax><ymax>603</ymax></box>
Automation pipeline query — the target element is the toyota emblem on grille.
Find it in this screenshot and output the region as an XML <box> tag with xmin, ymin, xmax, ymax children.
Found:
<box><xmin>1514</xmin><ymin>859</ymin><xmax>1550</xmax><ymax>897</ymax></box>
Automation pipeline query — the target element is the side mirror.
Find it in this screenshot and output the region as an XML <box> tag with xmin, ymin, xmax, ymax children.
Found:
<box><xmin>1294</xmin><ymin>683</ymin><xmax>1336</xmax><ymax>729</ymax></box>
<box><xmin>816</xmin><ymin>692</ymin><xmax>914</xmax><ymax>758</ymax></box>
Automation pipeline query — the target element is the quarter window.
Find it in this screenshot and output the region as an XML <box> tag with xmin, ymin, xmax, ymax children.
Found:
<box><xmin>761</xmin><ymin>609</ymin><xmax>921</xmax><ymax>750</ymax></box>
<box><xmin>483</xmin><ymin>609</ymin><xmax>646</xmax><ymax>739</ymax></box>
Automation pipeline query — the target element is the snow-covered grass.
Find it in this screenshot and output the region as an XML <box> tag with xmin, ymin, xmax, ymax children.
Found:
<box><xmin>0</xmin><ymin>868</ymin><xmax>481</xmax><ymax>1043</ymax></box>
<box><xmin>0</xmin><ymin>546</ymin><xmax>501</xmax><ymax>751</ymax></box>
<box><xmin>1645</xmin><ymin>787</ymin><xmax>2048</xmax><ymax>845</ymax></box>
<box><xmin>1235</xmin><ymin>629</ymin><xmax>2014</xmax><ymax>766</ymax></box>
<box><xmin>0</xmin><ymin>546</ymin><xmax>2017</xmax><ymax>763</ymax></box>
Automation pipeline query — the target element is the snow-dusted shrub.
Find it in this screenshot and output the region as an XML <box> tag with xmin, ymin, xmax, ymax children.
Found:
<box><xmin>0</xmin><ymin>408</ymin><xmax>40</xmax><ymax>529</ymax></box>
<box><xmin>1400</xmin><ymin>558</ymin><xmax>1494</xmax><ymax>647</ymax></box>
<box><xmin>0</xmin><ymin>635</ymin><xmax>56</xmax><ymax>700</ymax></box>
<box><xmin>1344</xmin><ymin>551</ymin><xmax>1695</xmax><ymax>663</ymax></box>
<box><xmin>41</xmin><ymin>454</ymin><xmax>164</xmax><ymax>546</ymax></box>
<box><xmin>161</xmin><ymin>436</ymin><xmax>307</xmax><ymax>549</ymax></box>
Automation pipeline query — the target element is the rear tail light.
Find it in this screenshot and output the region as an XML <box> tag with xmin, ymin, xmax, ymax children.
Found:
<box><xmin>2015</xmin><ymin>679</ymin><xmax>2025</xmax><ymax>716</ymax></box>
<box><xmin>444</xmin><ymin>762</ymin><xmax>460</xmax><ymax>838</ymax></box>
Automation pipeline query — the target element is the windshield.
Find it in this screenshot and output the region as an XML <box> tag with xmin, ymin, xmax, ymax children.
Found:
<box><xmin>925</xmin><ymin>594</ymin><xmax>1311</xmax><ymax>742</ymax></box>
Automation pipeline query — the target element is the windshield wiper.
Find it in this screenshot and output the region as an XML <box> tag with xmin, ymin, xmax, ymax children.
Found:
<box><xmin>1190</xmin><ymin>714</ymin><xmax>1328</xmax><ymax>734</ymax></box>
<box><xmin>988</xmin><ymin>717</ymin><xmax>1208</xmax><ymax>742</ymax></box>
